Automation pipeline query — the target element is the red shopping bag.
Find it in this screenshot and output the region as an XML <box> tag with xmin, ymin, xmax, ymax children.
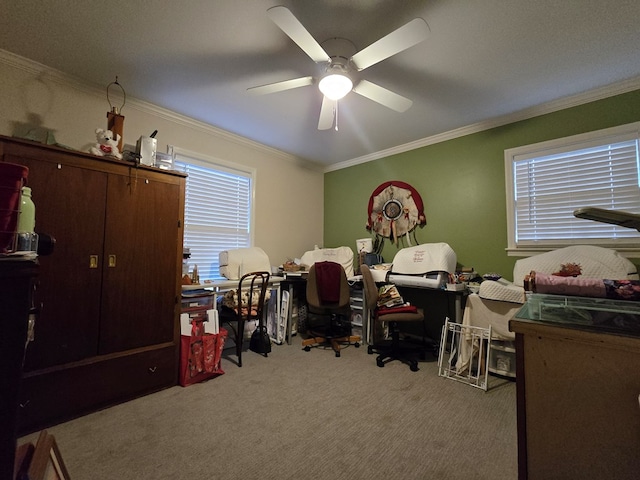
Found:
<box><xmin>179</xmin><ymin>319</ymin><xmax>227</xmax><ymax>387</ymax></box>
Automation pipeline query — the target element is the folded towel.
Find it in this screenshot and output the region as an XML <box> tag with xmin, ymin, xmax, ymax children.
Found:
<box><xmin>377</xmin><ymin>304</ymin><xmax>418</xmax><ymax>316</ymax></box>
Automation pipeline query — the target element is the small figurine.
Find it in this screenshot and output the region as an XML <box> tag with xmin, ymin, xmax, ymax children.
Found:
<box><xmin>89</xmin><ymin>128</ymin><xmax>122</xmax><ymax>160</ymax></box>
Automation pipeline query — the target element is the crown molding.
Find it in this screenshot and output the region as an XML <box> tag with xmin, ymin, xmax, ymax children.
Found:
<box><xmin>3</xmin><ymin>49</ymin><xmax>638</xmax><ymax>175</ymax></box>
<box><xmin>325</xmin><ymin>75</ymin><xmax>640</xmax><ymax>173</ymax></box>
<box><xmin>0</xmin><ymin>49</ymin><xmax>325</xmax><ymax>170</ymax></box>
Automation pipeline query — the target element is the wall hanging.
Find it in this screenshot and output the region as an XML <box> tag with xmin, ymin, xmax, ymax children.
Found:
<box><xmin>366</xmin><ymin>181</ymin><xmax>426</xmax><ymax>250</ymax></box>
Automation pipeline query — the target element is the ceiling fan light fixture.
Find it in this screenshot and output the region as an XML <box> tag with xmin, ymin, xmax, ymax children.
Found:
<box><xmin>319</xmin><ymin>73</ymin><xmax>353</xmax><ymax>100</ymax></box>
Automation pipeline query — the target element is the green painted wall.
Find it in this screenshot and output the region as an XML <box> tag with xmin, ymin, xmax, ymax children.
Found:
<box><xmin>324</xmin><ymin>89</ymin><xmax>640</xmax><ymax>281</ymax></box>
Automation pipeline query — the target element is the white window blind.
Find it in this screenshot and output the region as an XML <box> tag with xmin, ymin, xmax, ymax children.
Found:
<box><xmin>506</xmin><ymin>122</ymin><xmax>640</xmax><ymax>252</ymax></box>
<box><xmin>174</xmin><ymin>151</ymin><xmax>253</xmax><ymax>282</ymax></box>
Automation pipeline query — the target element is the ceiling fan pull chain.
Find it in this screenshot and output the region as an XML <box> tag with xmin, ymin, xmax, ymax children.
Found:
<box><xmin>335</xmin><ymin>101</ymin><xmax>339</xmax><ymax>131</ymax></box>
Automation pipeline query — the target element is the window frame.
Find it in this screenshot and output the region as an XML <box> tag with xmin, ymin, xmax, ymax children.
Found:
<box><xmin>505</xmin><ymin>121</ymin><xmax>640</xmax><ymax>257</ymax></box>
<box><xmin>170</xmin><ymin>145</ymin><xmax>256</xmax><ymax>281</ymax></box>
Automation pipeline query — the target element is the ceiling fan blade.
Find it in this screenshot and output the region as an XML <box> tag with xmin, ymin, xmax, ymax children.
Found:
<box><xmin>247</xmin><ymin>76</ymin><xmax>314</xmax><ymax>95</ymax></box>
<box><xmin>352</xmin><ymin>80</ymin><xmax>413</xmax><ymax>112</ymax></box>
<box><xmin>318</xmin><ymin>96</ymin><xmax>336</xmax><ymax>130</ymax></box>
<box><xmin>351</xmin><ymin>18</ymin><xmax>429</xmax><ymax>71</ymax></box>
<box><xmin>267</xmin><ymin>6</ymin><xmax>330</xmax><ymax>63</ymax></box>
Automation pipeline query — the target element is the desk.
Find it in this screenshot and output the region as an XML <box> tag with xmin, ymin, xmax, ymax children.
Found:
<box><xmin>182</xmin><ymin>275</ymin><xmax>285</xmax><ymax>343</ymax></box>
<box><xmin>280</xmin><ymin>272</ymin><xmax>308</xmax><ymax>345</ymax></box>
<box><xmin>355</xmin><ymin>274</ymin><xmax>467</xmax><ymax>346</ymax></box>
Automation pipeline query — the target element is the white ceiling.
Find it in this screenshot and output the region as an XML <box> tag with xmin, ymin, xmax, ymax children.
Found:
<box><xmin>2</xmin><ymin>0</ymin><xmax>640</xmax><ymax>167</ymax></box>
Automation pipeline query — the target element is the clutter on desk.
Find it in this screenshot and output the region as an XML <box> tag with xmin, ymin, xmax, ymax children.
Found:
<box><xmin>282</xmin><ymin>259</ymin><xmax>305</xmax><ymax>272</ymax></box>
<box><xmin>182</xmin><ymin>247</ymin><xmax>191</xmax><ymax>276</ymax></box>
<box><xmin>181</xmin><ymin>264</ymin><xmax>200</xmax><ymax>285</ymax></box>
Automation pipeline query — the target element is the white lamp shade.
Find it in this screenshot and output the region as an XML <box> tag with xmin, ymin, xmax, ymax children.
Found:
<box><xmin>318</xmin><ymin>74</ymin><xmax>353</xmax><ymax>100</ymax></box>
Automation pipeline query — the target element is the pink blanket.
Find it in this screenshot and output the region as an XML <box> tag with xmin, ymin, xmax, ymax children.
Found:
<box><xmin>528</xmin><ymin>271</ymin><xmax>640</xmax><ymax>301</ymax></box>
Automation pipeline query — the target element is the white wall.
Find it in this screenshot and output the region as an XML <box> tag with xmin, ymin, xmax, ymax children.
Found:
<box><xmin>0</xmin><ymin>50</ymin><xmax>324</xmax><ymax>267</ymax></box>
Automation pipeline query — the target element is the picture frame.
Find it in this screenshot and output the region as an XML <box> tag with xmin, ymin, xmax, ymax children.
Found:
<box><xmin>25</xmin><ymin>430</ymin><xmax>71</xmax><ymax>480</ymax></box>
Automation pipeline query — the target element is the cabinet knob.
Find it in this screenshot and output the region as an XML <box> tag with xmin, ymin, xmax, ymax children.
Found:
<box><xmin>89</xmin><ymin>255</ymin><xmax>99</xmax><ymax>268</ymax></box>
<box><xmin>108</xmin><ymin>255</ymin><xmax>117</xmax><ymax>267</ymax></box>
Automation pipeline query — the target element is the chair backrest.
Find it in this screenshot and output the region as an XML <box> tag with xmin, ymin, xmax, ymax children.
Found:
<box><xmin>360</xmin><ymin>264</ymin><xmax>379</xmax><ymax>311</ymax></box>
<box><xmin>306</xmin><ymin>261</ymin><xmax>351</xmax><ymax>313</ymax></box>
<box><xmin>236</xmin><ymin>271</ymin><xmax>270</xmax><ymax>321</ymax></box>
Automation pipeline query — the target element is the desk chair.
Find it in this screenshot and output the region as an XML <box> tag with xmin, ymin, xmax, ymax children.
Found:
<box><xmin>361</xmin><ymin>264</ymin><xmax>425</xmax><ymax>371</ymax></box>
<box><xmin>302</xmin><ymin>261</ymin><xmax>361</xmax><ymax>357</ymax></box>
<box><xmin>218</xmin><ymin>271</ymin><xmax>270</xmax><ymax>367</ymax></box>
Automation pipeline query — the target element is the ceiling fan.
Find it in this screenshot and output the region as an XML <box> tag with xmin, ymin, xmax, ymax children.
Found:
<box><xmin>248</xmin><ymin>6</ymin><xmax>429</xmax><ymax>130</ymax></box>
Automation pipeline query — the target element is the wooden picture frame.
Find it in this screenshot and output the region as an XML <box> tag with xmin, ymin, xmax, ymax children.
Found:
<box><xmin>26</xmin><ymin>430</ymin><xmax>71</xmax><ymax>480</ymax></box>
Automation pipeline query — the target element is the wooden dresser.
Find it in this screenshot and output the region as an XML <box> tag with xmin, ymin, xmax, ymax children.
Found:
<box><xmin>0</xmin><ymin>135</ymin><xmax>186</xmax><ymax>434</ymax></box>
<box><xmin>510</xmin><ymin>318</ymin><xmax>640</xmax><ymax>480</ymax></box>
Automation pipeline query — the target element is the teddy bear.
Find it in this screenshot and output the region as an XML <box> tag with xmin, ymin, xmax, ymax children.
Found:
<box><xmin>89</xmin><ymin>128</ymin><xmax>122</xmax><ymax>160</ymax></box>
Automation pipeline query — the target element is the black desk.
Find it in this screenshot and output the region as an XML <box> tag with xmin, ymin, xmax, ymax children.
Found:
<box><xmin>346</xmin><ymin>275</ymin><xmax>467</xmax><ymax>346</ymax></box>
<box><xmin>279</xmin><ymin>273</ymin><xmax>308</xmax><ymax>345</ymax></box>
<box><xmin>396</xmin><ymin>285</ymin><xmax>467</xmax><ymax>346</ymax></box>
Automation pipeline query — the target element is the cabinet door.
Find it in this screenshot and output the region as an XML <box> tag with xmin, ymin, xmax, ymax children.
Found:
<box><xmin>7</xmin><ymin>156</ymin><xmax>107</xmax><ymax>369</ymax></box>
<box><xmin>99</xmin><ymin>172</ymin><xmax>181</xmax><ymax>353</ymax></box>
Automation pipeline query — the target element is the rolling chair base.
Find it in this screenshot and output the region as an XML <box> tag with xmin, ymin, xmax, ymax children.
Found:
<box><xmin>367</xmin><ymin>338</ymin><xmax>426</xmax><ymax>372</ymax></box>
<box><xmin>302</xmin><ymin>335</ymin><xmax>361</xmax><ymax>357</ymax></box>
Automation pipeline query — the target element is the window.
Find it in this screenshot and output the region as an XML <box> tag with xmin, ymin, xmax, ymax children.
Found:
<box><xmin>172</xmin><ymin>147</ymin><xmax>254</xmax><ymax>281</ymax></box>
<box><xmin>505</xmin><ymin>122</ymin><xmax>640</xmax><ymax>255</ymax></box>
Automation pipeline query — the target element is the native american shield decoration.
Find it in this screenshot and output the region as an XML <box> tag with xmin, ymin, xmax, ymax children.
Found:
<box><xmin>366</xmin><ymin>181</ymin><xmax>426</xmax><ymax>247</ymax></box>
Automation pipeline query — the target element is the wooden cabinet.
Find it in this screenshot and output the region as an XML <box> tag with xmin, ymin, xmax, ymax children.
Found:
<box><xmin>0</xmin><ymin>136</ymin><xmax>186</xmax><ymax>434</ymax></box>
<box><xmin>510</xmin><ymin>319</ymin><xmax>640</xmax><ymax>480</ymax></box>
<box><xmin>0</xmin><ymin>259</ymin><xmax>37</xmax><ymax>480</ymax></box>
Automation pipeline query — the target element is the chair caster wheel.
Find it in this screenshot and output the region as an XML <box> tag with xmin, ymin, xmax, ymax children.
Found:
<box><xmin>367</xmin><ymin>346</ymin><xmax>374</xmax><ymax>355</ymax></box>
<box><xmin>304</xmin><ymin>346</ymin><xmax>311</xmax><ymax>352</ymax></box>
<box><xmin>410</xmin><ymin>363</ymin><xmax>419</xmax><ymax>372</ymax></box>
<box><xmin>376</xmin><ymin>358</ymin><xmax>385</xmax><ymax>368</ymax></box>
<box><xmin>354</xmin><ymin>342</ymin><xmax>360</xmax><ymax>348</ymax></box>
<box><xmin>335</xmin><ymin>351</ymin><xmax>341</xmax><ymax>358</ymax></box>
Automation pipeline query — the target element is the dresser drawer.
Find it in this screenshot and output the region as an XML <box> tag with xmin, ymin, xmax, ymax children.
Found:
<box><xmin>18</xmin><ymin>345</ymin><xmax>177</xmax><ymax>434</ymax></box>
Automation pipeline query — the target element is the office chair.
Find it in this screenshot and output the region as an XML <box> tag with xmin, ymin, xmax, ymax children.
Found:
<box><xmin>360</xmin><ymin>264</ymin><xmax>425</xmax><ymax>372</ymax></box>
<box><xmin>302</xmin><ymin>261</ymin><xmax>361</xmax><ymax>357</ymax></box>
<box><xmin>218</xmin><ymin>271</ymin><xmax>270</xmax><ymax>367</ymax></box>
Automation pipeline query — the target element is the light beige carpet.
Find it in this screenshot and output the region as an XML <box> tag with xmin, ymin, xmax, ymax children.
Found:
<box><xmin>20</xmin><ymin>341</ymin><xmax>517</xmax><ymax>479</ymax></box>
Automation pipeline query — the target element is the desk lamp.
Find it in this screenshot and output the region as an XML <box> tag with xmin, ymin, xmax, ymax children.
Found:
<box><xmin>573</xmin><ymin>207</ymin><xmax>640</xmax><ymax>232</ymax></box>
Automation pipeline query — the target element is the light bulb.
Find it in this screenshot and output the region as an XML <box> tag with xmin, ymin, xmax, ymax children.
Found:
<box><xmin>318</xmin><ymin>73</ymin><xmax>353</xmax><ymax>100</ymax></box>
